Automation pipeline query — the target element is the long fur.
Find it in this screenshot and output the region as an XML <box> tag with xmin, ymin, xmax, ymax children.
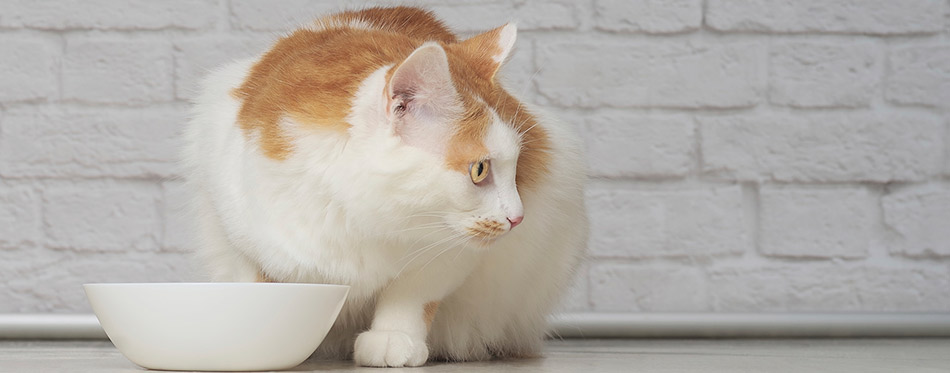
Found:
<box><xmin>182</xmin><ymin>6</ymin><xmax>587</xmax><ymax>367</ymax></box>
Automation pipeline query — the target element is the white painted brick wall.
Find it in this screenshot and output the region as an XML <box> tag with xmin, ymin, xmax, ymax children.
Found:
<box><xmin>591</xmin><ymin>263</ymin><xmax>708</xmax><ymax>311</ymax></box>
<box><xmin>759</xmin><ymin>186</ymin><xmax>876</xmax><ymax>259</ymax></box>
<box><xmin>882</xmin><ymin>185</ymin><xmax>950</xmax><ymax>257</ymax></box>
<box><xmin>0</xmin><ymin>38</ymin><xmax>59</xmax><ymax>102</ymax></box>
<box><xmin>582</xmin><ymin>112</ymin><xmax>694</xmax><ymax>178</ymax></box>
<box><xmin>706</xmin><ymin>0</ymin><xmax>945</xmax><ymax>35</ymax></box>
<box><xmin>536</xmin><ymin>41</ymin><xmax>762</xmax><ymax>108</ymax></box>
<box><xmin>0</xmin><ymin>0</ymin><xmax>948</xmax><ymax>314</ymax></box>
<box><xmin>0</xmin><ymin>0</ymin><xmax>220</xmax><ymax>30</ymax></box>
<box><xmin>0</xmin><ymin>184</ymin><xmax>40</xmax><ymax>250</ymax></box>
<box><xmin>769</xmin><ymin>42</ymin><xmax>879</xmax><ymax>108</ymax></box>
<box><xmin>43</xmin><ymin>180</ymin><xmax>164</xmax><ymax>252</ymax></box>
<box><xmin>586</xmin><ymin>185</ymin><xmax>748</xmax><ymax>258</ymax></box>
<box><xmin>700</xmin><ymin>112</ymin><xmax>943</xmax><ymax>182</ymax></box>
<box><xmin>887</xmin><ymin>46</ymin><xmax>950</xmax><ymax>107</ymax></box>
<box><xmin>62</xmin><ymin>38</ymin><xmax>175</xmax><ymax>104</ymax></box>
<box><xmin>0</xmin><ymin>106</ymin><xmax>183</xmax><ymax>178</ymax></box>
<box><xmin>594</xmin><ymin>0</ymin><xmax>702</xmax><ymax>34</ymax></box>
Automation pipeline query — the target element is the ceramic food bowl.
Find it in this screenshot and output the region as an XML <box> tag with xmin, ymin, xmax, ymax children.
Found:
<box><xmin>84</xmin><ymin>283</ymin><xmax>349</xmax><ymax>371</ymax></box>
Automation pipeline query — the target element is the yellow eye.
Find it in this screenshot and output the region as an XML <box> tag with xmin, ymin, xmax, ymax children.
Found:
<box><xmin>470</xmin><ymin>160</ymin><xmax>490</xmax><ymax>184</ymax></box>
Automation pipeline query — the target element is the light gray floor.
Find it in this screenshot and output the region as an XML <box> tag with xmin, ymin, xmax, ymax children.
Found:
<box><xmin>1</xmin><ymin>339</ymin><xmax>948</xmax><ymax>372</ymax></box>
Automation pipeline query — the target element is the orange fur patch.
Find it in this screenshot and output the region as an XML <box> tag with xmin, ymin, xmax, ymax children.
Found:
<box><xmin>453</xmin><ymin>24</ymin><xmax>510</xmax><ymax>81</ymax></box>
<box><xmin>423</xmin><ymin>301</ymin><xmax>440</xmax><ymax>328</ymax></box>
<box><xmin>442</xmin><ymin>41</ymin><xmax>553</xmax><ymax>191</ymax></box>
<box><xmin>235</xmin><ymin>6</ymin><xmax>551</xmax><ymax>190</ymax></box>
<box><xmin>235</xmin><ymin>7</ymin><xmax>456</xmax><ymax>160</ymax></box>
<box><xmin>492</xmin><ymin>90</ymin><xmax>553</xmax><ymax>191</ymax></box>
<box><xmin>444</xmin><ymin>98</ymin><xmax>492</xmax><ymax>173</ymax></box>
<box><xmin>323</xmin><ymin>7</ymin><xmax>457</xmax><ymax>44</ymax></box>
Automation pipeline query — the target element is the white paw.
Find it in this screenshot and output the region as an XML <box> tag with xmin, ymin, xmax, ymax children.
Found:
<box><xmin>354</xmin><ymin>330</ymin><xmax>428</xmax><ymax>367</ymax></box>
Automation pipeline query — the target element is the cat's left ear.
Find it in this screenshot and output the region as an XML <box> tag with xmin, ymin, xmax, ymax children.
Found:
<box><xmin>386</xmin><ymin>42</ymin><xmax>457</xmax><ymax>120</ymax></box>
<box><xmin>386</xmin><ymin>43</ymin><xmax>460</xmax><ymax>153</ymax></box>
<box><xmin>459</xmin><ymin>23</ymin><xmax>517</xmax><ymax>81</ymax></box>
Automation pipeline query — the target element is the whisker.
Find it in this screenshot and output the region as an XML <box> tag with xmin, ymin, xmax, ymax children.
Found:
<box><xmin>518</xmin><ymin>120</ymin><xmax>541</xmax><ymax>137</ymax></box>
<box><xmin>389</xmin><ymin>222</ymin><xmax>448</xmax><ymax>234</ymax></box>
<box><xmin>507</xmin><ymin>61</ymin><xmax>546</xmax><ymax>132</ymax></box>
<box><xmin>519</xmin><ymin>61</ymin><xmax>546</xmax><ymax>100</ymax></box>
<box><xmin>452</xmin><ymin>236</ymin><xmax>477</xmax><ymax>261</ymax></box>
<box><xmin>392</xmin><ymin>232</ymin><xmax>462</xmax><ymax>279</ymax></box>
<box><xmin>419</xmin><ymin>235</ymin><xmax>469</xmax><ymax>274</ymax></box>
<box><xmin>405</xmin><ymin>212</ymin><xmax>449</xmax><ymax>218</ymax></box>
<box><xmin>396</xmin><ymin>227</ymin><xmax>454</xmax><ymax>264</ymax></box>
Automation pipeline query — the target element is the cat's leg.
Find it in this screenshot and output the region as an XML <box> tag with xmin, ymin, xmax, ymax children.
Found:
<box><xmin>353</xmin><ymin>255</ymin><xmax>475</xmax><ymax>367</ymax></box>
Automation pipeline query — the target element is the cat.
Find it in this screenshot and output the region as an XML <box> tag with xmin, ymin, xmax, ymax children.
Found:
<box><xmin>183</xmin><ymin>6</ymin><xmax>588</xmax><ymax>367</ymax></box>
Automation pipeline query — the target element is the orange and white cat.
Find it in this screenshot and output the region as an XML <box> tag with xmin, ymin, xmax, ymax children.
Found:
<box><xmin>183</xmin><ymin>7</ymin><xmax>587</xmax><ymax>367</ymax></box>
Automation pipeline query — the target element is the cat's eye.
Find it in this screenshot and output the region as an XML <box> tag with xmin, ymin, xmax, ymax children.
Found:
<box><xmin>470</xmin><ymin>160</ymin><xmax>490</xmax><ymax>184</ymax></box>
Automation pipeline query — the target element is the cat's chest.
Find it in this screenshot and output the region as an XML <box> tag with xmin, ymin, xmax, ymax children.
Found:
<box><xmin>254</xmin><ymin>200</ymin><xmax>407</xmax><ymax>292</ymax></box>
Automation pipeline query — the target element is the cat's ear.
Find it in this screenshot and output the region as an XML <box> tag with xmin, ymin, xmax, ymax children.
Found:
<box><xmin>459</xmin><ymin>23</ymin><xmax>517</xmax><ymax>81</ymax></box>
<box><xmin>386</xmin><ymin>43</ymin><xmax>459</xmax><ymax>153</ymax></box>
<box><xmin>386</xmin><ymin>42</ymin><xmax>457</xmax><ymax>121</ymax></box>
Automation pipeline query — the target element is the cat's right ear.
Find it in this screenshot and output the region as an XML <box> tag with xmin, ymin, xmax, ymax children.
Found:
<box><xmin>385</xmin><ymin>43</ymin><xmax>459</xmax><ymax>122</ymax></box>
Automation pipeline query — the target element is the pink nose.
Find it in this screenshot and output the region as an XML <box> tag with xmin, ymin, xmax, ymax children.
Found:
<box><xmin>507</xmin><ymin>215</ymin><xmax>523</xmax><ymax>229</ymax></box>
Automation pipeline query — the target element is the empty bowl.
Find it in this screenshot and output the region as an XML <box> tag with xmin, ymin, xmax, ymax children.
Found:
<box><xmin>84</xmin><ymin>283</ymin><xmax>349</xmax><ymax>371</ymax></box>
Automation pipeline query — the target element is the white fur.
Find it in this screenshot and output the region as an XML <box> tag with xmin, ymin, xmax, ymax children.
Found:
<box><xmin>492</xmin><ymin>23</ymin><xmax>518</xmax><ymax>64</ymax></box>
<box><xmin>183</xmin><ymin>48</ymin><xmax>587</xmax><ymax>366</ymax></box>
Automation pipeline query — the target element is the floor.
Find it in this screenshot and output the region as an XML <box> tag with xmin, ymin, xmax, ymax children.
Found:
<box><xmin>1</xmin><ymin>339</ymin><xmax>948</xmax><ymax>372</ymax></box>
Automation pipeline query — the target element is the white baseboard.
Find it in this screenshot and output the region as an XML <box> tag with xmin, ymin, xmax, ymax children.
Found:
<box><xmin>0</xmin><ymin>314</ymin><xmax>105</xmax><ymax>339</ymax></box>
<box><xmin>549</xmin><ymin>312</ymin><xmax>950</xmax><ymax>338</ymax></box>
<box><xmin>2</xmin><ymin>313</ymin><xmax>949</xmax><ymax>339</ymax></box>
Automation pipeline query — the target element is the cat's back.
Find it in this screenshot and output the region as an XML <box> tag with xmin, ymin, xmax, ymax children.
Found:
<box><xmin>317</xmin><ymin>6</ymin><xmax>457</xmax><ymax>43</ymax></box>
<box><xmin>184</xmin><ymin>6</ymin><xmax>462</xmax><ymax>215</ymax></box>
<box><xmin>222</xmin><ymin>6</ymin><xmax>454</xmax><ymax>159</ymax></box>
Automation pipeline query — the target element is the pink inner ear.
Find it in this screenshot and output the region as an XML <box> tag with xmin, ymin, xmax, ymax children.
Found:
<box><xmin>385</xmin><ymin>43</ymin><xmax>461</xmax><ymax>155</ymax></box>
<box><xmin>388</xmin><ymin>43</ymin><xmax>453</xmax><ymax>110</ymax></box>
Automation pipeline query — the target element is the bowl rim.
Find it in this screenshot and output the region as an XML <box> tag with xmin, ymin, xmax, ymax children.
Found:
<box><xmin>83</xmin><ymin>282</ymin><xmax>350</xmax><ymax>290</ymax></box>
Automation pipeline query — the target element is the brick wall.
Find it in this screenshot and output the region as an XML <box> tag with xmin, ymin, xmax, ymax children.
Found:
<box><xmin>1</xmin><ymin>0</ymin><xmax>948</xmax><ymax>313</ymax></box>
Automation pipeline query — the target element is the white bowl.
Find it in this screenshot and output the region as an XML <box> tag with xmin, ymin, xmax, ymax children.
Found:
<box><xmin>84</xmin><ymin>283</ymin><xmax>349</xmax><ymax>371</ymax></box>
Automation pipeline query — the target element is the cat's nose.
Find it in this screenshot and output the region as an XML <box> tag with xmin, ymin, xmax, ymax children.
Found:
<box><xmin>507</xmin><ymin>215</ymin><xmax>523</xmax><ymax>229</ymax></box>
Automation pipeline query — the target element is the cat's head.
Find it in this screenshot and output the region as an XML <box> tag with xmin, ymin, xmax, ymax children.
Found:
<box><xmin>365</xmin><ymin>24</ymin><xmax>550</xmax><ymax>245</ymax></box>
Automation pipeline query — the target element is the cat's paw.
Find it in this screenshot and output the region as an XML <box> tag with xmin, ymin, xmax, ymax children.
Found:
<box><xmin>354</xmin><ymin>330</ymin><xmax>428</xmax><ymax>367</ymax></box>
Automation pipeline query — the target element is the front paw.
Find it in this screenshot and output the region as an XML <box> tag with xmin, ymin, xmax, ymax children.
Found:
<box><xmin>354</xmin><ymin>330</ymin><xmax>428</xmax><ymax>367</ymax></box>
